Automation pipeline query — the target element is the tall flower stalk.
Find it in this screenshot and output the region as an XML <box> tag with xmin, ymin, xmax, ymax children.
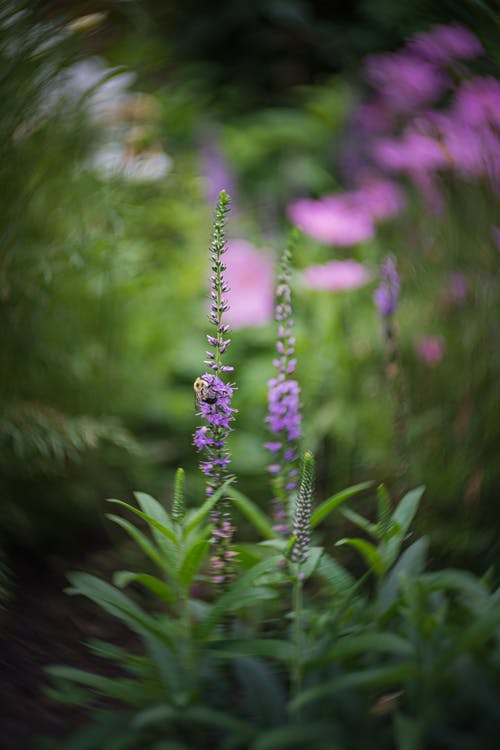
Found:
<box><xmin>265</xmin><ymin>233</ymin><xmax>302</xmax><ymax>534</ymax></box>
<box><xmin>193</xmin><ymin>190</ymin><xmax>237</xmax><ymax>584</ymax></box>
<box><xmin>374</xmin><ymin>255</ymin><xmax>408</xmax><ymax>482</ymax></box>
<box><xmin>290</xmin><ymin>450</ymin><xmax>315</xmax><ymax>718</ymax></box>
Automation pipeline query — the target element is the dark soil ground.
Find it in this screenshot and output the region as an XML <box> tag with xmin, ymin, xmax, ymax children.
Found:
<box><xmin>0</xmin><ymin>547</ymin><xmax>135</xmax><ymax>750</ymax></box>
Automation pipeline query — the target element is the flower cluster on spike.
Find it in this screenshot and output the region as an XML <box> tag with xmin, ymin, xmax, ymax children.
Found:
<box><xmin>374</xmin><ymin>255</ymin><xmax>400</xmax><ymax>358</ymax></box>
<box><xmin>192</xmin><ymin>190</ymin><xmax>237</xmax><ymax>585</ymax></box>
<box><xmin>291</xmin><ymin>451</ymin><xmax>315</xmax><ymax>568</ymax></box>
<box><xmin>265</xmin><ymin>233</ymin><xmax>302</xmax><ymax>534</ymax></box>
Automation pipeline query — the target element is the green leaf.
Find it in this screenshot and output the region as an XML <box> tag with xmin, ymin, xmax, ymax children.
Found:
<box><xmin>335</xmin><ymin>538</ymin><xmax>384</xmax><ymax>577</ymax></box>
<box><xmin>45</xmin><ymin>666</ymin><xmax>141</xmax><ymax>705</ymax></box>
<box><xmin>315</xmin><ymin>553</ymin><xmax>356</xmax><ymax>595</ymax></box>
<box><xmin>316</xmin><ymin>632</ymin><xmax>412</xmax><ymax>665</ymax></box>
<box><xmin>134</xmin><ymin>491</ymin><xmax>174</xmax><ymax>533</ymax></box>
<box><xmin>177</xmin><ymin>540</ymin><xmax>210</xmax><ymax>588</ymax></box>
<box><xmin>299</xmin><ymin>546</ymin><xmax>323</xmax><ymax>580</ymax></box>
<box><xmin>234</xmin><ymin>657</ymin><xmax>287</xmax><ymax>728</ymax></box>
<box><xmin>179</xmin><ymin>706</ymin><xmax>256</xmax><ymax>738</ymax></box>
<box><xmin>251</xmin><ymin>723</ymin><xmax>340</xmax><ymax>750</ymax></box>
<box><xmin>310</xmin><ymin>481</ymin><xmax>373</xmax><ymax>529</ymax></box>
<box><xmin>292</xmin><ymin>662</ymin><xmax>416</xmax><ymax>710</ymax></box>
<box><xmin>341</xmin><ymin>508</ymin><xmax>378</xmax><ymax>537</ymax></box>
<box><xmin>231</xmin><ymin>543</ymin><xmax>273</xmax><ymax>569</ymax></box>
<box><xmin>133</xmin><ymin>704</ymin><xmax>176</xmax><ymax>730</ymax></box>
<box><xmin>106</xmin><ymin>499</ymin><xmax>178</xmax><ymax>546</ymax></box>
<box><xmin>106</xmin><ymin>514</ymin><xmax>165</xmax><ymax>571</ymax></box>
<box><xmin>210</xmin><ymin>639</ymin><xmax>294</xmax><ymax>662</ymax></box>
<box><xmin>184</xmin><ymin>480</ymin><xmax>234</xmax><ymax>533</ymax></box>
<box><xmin>383</xmin><ymin>486</ymin><xmax>425</xmax><ymax>568</ymax></box>
<box><xmin>66</xmin><ymin>572</ymin><xmax>176</xmax><ymax>645</ymax></box>
<box><xmin>457</xmin><ymin>603</ymin><xmax>500</xmax><ymax>651</ymax></box>
<box><xmin>227</xmin><ymin>487</ymin><xmax>275</xmax><ymax>539</ymax></box>
<box><xmin>113</xmin><ymin>571</ymin><xmax>175</xmax><ymax>606</ymax></box>
<box><xmin>376</xmin><ymin>484</ymin><xmax>392</xmax><ymax>540</ymax></box>
<box><xmin>377</xmin><ymin>537</ymin><xmax>429</xmax><ymax>613</ymax></box>
<box><xmin>201</xmin><ymin>555</ymin><xmax>282</xmax><ymax>637</ymax></box>
<box><xmin>394</xmin><ymin>713</ymin><xmax>423</xmax><ymax>750</ymax></box>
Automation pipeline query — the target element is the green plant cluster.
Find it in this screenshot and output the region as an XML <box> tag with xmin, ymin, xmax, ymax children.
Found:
<box><xmin>45</xmin><ymin>475</ymin><xmax>500</xmax><ymax>750</ymax></box>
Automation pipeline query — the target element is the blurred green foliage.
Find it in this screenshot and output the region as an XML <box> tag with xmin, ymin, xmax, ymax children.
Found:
<box><xmin>1</xmin><ymin>0</ymin><xmax>499</xmax><ymax>576</ymax></box>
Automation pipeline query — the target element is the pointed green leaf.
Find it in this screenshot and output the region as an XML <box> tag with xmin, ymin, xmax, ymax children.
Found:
<box><xmin>341</xmin><ymin>508</ymin><xmax>378</xmax><ymax>537</ymax></box>
<box><xmin>113</xmin><ymin>571</ymin><xmax>175</xmax><ymax>606</ymax></box>
<box><xmin>315</xmin><ymin>553</ymin><xmax>356</xmax><ymax>595</ymax></box>
<box><xmin>210</xmin><ymin>638</ymin><xmax>294</xmax><ymax>662</ymax></box>
<box><xmin>178</xmin><ymin>540</ymin><xmax>210</xmax><ymax>588</ymax></box>
<box><xmin>227</xmin><ymin>487</ymin><xmax>275</xmax><ymax>539</ymax></box>
<box><xmin>310</xmin><ymin>481</ymin><xmax>373</xmax><ymax>529</ymax></box>
<box><xmin>377</xmin><ymin>537</ymin><xmax>429</xmax><ymax>613</ymax></box>
<box><xmin>292</xmin><ymin>662</ymin><xmax>416</xmax><ymax>710</ymax></box>
<box><xmin>184</xmin><ymin>479</ymin><xmax>234</xmax><ymax>533</ymax></box>
<box><xmin>106</xmin><ymin>499</ymin><xmax>178</xmax><ymax>546</ymax></box>
<box><xmin>335</xmin><ymin>538</ymin><xmax>384</xmax><ymax>577</ymax></box>
<box><xmin>299</xmin><ymin>546</ymin><xmax>323</xmax><ymax>580</ymax></box>
<box><xmin>383</xmin><ymin>486</ymin><xmax>425</xmax><ymax>568</ymax></box>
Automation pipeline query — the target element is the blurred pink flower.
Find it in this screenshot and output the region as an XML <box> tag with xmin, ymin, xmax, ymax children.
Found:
<box><xmin>288</xmin><ymin>196</ymin><xmax>374</xmax><ymax>246</ymax></box>
<box><xmin>223</xmin><ymin>240</ymin><xmax>274</xmax><ymax>329</ymax></box>
<box><xmin>408</xmin><ymin>23</ymin><xmax>483</xmax><ymax>65</ymax></box>
<box><xmin>302</xmin><ymin>260</ymin><xmax>372</xmax><ymax>291</ymax></box>
<box><xmin>416</xmin><ymin>335</ymin><xmax>445</xmax><ymax>366</ymax></box>
<box><xmin>364</xmin><ymin>51</ymin><xmax>447</xmax><ymax>112</ymax></box>
<box><xmin>453</xmin><ymin>77</ymin><xmax>500</xmax><ymax>128</ymax></box>
<box><xmin>351</xmin><ymin>175</ymin><xmax>406</xmax><ymax>221</ymax></box>
<box><xmin>373</xmin><ymin>130</ymin><xmax>448</xmax><ymax>173</ymax></box>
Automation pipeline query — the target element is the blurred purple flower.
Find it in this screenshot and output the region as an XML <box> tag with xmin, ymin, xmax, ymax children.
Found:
<box><xmin>373</xmin><ymin>130</ymin><xmax>448</xmax><ymax>174</ymax></box>
<box><xmin>351</xmin><ymin>175</ymin><xmax>406</xmax><ymax>221</ymax></box>
<box><xmin>288</xmin><ymin>195</ymin><xmax>374</xmax><ymax>246</ymax></box>
<box><xmin>374</xmin><ymin>256</ymin><xmax>400</xmax><ymax>318</ymax></box>
<box><xmin>408</xmin><ymin>23</ymin><xmax>483</xmax><ymax>66</ymax></box>
<box><xmin>224</xmin><ymin>240</ymin><xmax>274</xmax><ymax>329</ymax></box>
<box><xmin>199</xmin><ymin>139</ymin><xmax>237</xmax><ymax>207</ymax></box>
<box><xmin>416</xmin><ymin>335</ymin><xmax>445</xmax><ymax>366</ymax></box>
<box><xmin>364</xmin><ymin>51</ymin><xmax>447</xmax><ymax>112</ymax></box>
<box><xmin>453</xmin><ymin>77</ymin><xmax>500</xmax><ymax>129</ymax></box>
<box><xmin>302</xmin><ymin>260</ymin><xmax>371</xmax><ymax>291</ymax></box>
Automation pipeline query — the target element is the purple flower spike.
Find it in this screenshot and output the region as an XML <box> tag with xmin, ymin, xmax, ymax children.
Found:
<box><xmin>193</xmin><ymin>191</ymin><xmax>237</xmax><ymax>585</ymax></box>
<box><xmin>265</xmin><ymin>233</ymin><xmax>302</xmax><ymax>533</ymax></box>
<box><xmin>374</xmin><ymin>256</ymin><xmax>400</xmax><ymax>319</ymax></box>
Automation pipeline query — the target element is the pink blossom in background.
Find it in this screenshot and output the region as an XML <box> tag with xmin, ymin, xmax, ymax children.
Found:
<box><xmin>364</xmin><ymin>51</ymin><xmax>447</xmax><ymax>112</ymax></box>
<box><xmin>453</xmin><ymin>77</ymin><xmax>500</xmax><ymax>129</ymax></box>
<box><xmin>199</xmin><ymin>140</ymin><xmax>237</xmax><ymax>207</ymax></box>
<box><xmin>302</xmin><ymin>260</ymin><xmax>372</xmax><ymax>291</ymax></box>
<box><xmin>288</xmin><ymin>196</ymin><xmax>375</xmax><ymax>246</ymax></box>
<box><xmin>223</xmin><ymin>240</ymin><xmax>274</xmax><ymax>329</ymax></box>
<box><xmin>351</xmin><ymin>175</ymin><xmax>406</xmax><ymax>221</ymax></box>
<box><xmin>408</xmin><ymin>23</ymin><xmax>483</xmax><ymax>65</ymax></box>
<box><xmin>373</xmin><ymin>130</ymin><xmax>448</xmax><ymax>174</ymax></box>
<box><xmin>416</xmin><ymin>335</ymin><xmax>445</xmax><ymax>366</ymax></box>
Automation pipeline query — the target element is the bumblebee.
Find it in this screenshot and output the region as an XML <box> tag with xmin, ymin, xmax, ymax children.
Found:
<box><xmin>194</xmin><ymin>376</ymin><xmax>217</xmax><ymax>409</ymax></box>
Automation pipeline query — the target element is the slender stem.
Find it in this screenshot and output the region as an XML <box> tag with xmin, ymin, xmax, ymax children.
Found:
<box><xmin>291</xmin><ymin>567</ymin><xmax>303</xmax><ymax>722</ymax></box>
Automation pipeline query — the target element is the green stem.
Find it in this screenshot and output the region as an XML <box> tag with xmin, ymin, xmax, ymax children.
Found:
<box><xmin>291</xmin><ymin>566</ymin><xmax>303</xmax><ymax>722</ymax></box>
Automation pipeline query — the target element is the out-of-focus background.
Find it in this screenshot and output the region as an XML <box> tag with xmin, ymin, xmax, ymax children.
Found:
<box><xmin>0</xmin><ymin>0</ymin><xmax>499</xmax><ymax>742</ymax></box>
